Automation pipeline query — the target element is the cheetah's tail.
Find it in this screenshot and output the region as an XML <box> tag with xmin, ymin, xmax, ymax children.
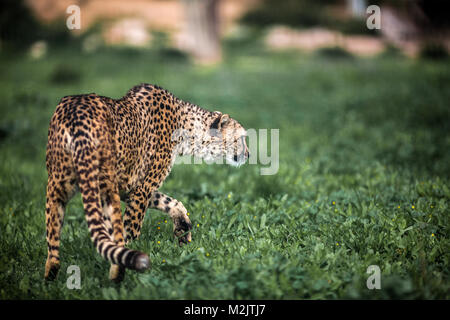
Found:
<box><xmin>71</xmin><ymin>130</ymin><xmax>149</xmax><ymax>271</ymax></box>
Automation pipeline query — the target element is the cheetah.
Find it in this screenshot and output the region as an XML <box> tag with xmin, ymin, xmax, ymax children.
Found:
<box><xmin>44</xmin><ymin>83</ymin><xmax>249</xmax><ymax>282</ymax></box>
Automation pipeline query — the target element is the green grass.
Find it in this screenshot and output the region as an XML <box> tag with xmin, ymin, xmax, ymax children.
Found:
<box><xmin>0</xmin><ymin>43</ymin><xmax>449</xmax><ymax>299</ymax></box>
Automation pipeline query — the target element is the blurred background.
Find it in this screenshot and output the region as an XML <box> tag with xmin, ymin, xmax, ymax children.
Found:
<box><xmin>1</xmin><ymin>0</ymin><xmax>450</xmax><ymax>61</ymax></box>
<box><xmin>0</xmin><ymin>0</ymin><xmax>449</xmax><ymax>299</ymax></box>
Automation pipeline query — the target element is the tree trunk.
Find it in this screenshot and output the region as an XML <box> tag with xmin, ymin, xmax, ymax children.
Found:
<box><xmin>346</xmin><ymin>0</ymin><xmax>367</xmax><ymax>17</ymax></box>
<box><xmin>181</xmin><ymin>0</ymin><xmax>221</xmax><ymax>64</ymax></box>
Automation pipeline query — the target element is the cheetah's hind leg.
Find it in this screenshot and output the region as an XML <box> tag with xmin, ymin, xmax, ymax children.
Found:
<box><xmin>44</xmin><ymin>177</ymin><xmax>68</xmax><ymax>281</ymax></box>
<box><xmin>101</xmin><ymin>182</ymin><xmax>134</xmax><ymax>283</ymax></box>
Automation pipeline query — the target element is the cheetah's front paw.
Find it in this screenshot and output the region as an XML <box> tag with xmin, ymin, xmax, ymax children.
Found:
<box><xmin>173</xmin><ymin>216</ymin><xmax>192</xmax><ymax>246</ymax></box>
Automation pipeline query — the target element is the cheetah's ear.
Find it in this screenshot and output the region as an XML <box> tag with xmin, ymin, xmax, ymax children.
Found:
<box><xmin>211</xmin><ymin>113</ymin><xmax>230</xmax><ymax>130</ymax></box>
<box><xmin>220</xmin><ymin>114</ymin><xmax>230</xmax><ymax>126</ymax></box>
<box><xmin>211</xmin><ymin>113</ymin><xmax>230</xmax><ymax>129</ymax></box>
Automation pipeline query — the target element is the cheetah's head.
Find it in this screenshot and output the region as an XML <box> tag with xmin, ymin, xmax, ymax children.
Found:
<box><xmin>205</xmin><ymin>112</ymin><xmax>249</xmax><ymax>167</ymax></box>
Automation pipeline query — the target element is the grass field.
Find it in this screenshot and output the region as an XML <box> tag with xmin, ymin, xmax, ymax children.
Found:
<box><xmin>0</xmin><ymin>41</ymin><xmax>449</xmax><ymax>299</ymax></box>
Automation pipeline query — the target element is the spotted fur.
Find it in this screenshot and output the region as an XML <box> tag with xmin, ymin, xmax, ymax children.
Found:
<box><xmin>44</xmin><ymin>83</ymin><xmax>249</xmax><ymax>281</ymax></box>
